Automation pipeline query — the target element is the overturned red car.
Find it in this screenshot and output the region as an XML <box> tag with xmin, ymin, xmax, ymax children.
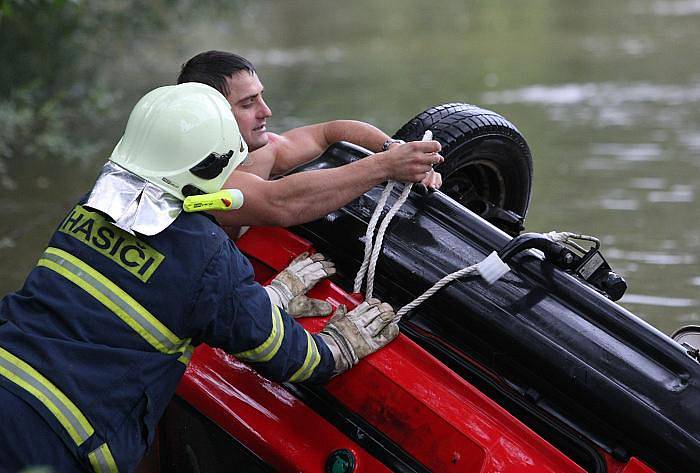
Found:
<box><xmin>140</xmin><ymin>104</ymin><xmax>700</xmax><ymax>473</ymax></box>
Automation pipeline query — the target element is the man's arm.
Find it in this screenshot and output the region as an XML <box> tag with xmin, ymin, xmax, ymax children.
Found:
<box><xmin>238</xmin><ymin>120</ymin><xmax>441</xmax><ymax>188</ymax></box>
<box><xmin>269</xmin><ymin>120</ymin><xmax>391</xmax><ymax>176</ymax></box>
<box><xmin>215</xmin><ymin>140</ymin><xmax>442</xmax><ymax>229</ymax></box>
<box><xmin>189</xmin><ymin>240</ymin><xmax>398</xmax><ymax>384</ymax></box>
<box><xmin>188</xmin><ymin>240</ymin><xmax>335</xmax><ymax>384</ymax></box>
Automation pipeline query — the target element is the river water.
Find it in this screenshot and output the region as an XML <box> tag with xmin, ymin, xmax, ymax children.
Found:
<box><xmin>1</xmin><ymin>0</ymin><xmax>699</xmax><ymax>334</ymax></box>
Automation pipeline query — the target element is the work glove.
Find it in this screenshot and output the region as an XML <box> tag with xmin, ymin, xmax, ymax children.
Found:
<box><xmin>318</xmin><ymin>298</ymin><xmax>400</xmax><ymax>376</ymax></box>
<box><xmin>264</xmin><ymin>252</ymin><xmax>336</xmax><ymax>318</ymax></box>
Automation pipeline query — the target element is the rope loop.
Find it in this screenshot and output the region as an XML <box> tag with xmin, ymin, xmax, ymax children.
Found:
<box><xmin>352</xmin><ymin>130</ymin><xmax>514</xmax><ymax>321</ymax></box>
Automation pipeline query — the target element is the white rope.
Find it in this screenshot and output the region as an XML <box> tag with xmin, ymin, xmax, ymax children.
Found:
<box><xmin>353</xmin><ymin>182</ymin><xmax>395</xmax><ymax>292</ymax></box>
<box><xmin>543</xmin><ymin>231</ymin><xmax>600</xmax><ymax>253</ymax></box>
<box><xmin>394</xmin><ymin>251</ymin><xmax>510</xmax><ymax>320</ymax></box>
<box><xmin>352</xmin><ymin>181</ymin><xmax>413</xmax><ymax>297</ymax></box>
<box><xmin>392</xmin><ymin>231</ymin><xmax>598</xmax><ymax>321</ymax></box>
<box><xmin>352</xmin><ymin>129</ymin><xmax>519</xmax><ymax>320</ymax></box>
<box><xmin>365</xmin><ymin>183</ymin><xmax>413</xmax><ymax>299</ymax></box>
<box><xmin>395</xmin><ymin>264</ymin><xmax>479</xmax><ymax>318</ymax></box>
<box><xmin>354</xmin><ymin>130</ymin><xmax>433</xmax><ymax>297</ymax></box>
<box><xmin>543</xmin><ymin>231</ymin><xmax>575</xmax><ymax>243</ymax></box>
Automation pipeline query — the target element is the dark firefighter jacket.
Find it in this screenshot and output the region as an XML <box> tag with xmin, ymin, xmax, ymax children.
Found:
<box><xmin>0</xmin><ymin>201</ymin><xmax>334</xmax><ymax>473</ymax></box>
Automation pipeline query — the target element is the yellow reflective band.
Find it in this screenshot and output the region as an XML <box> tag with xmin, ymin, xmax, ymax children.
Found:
<box><xmin>177</xmin><ymin>344</ymin><xmax>195</xmax><ymax>365</ymax></box>
<box><xmin>38</xmin><ymin>247</ymin><xmax>191</xmax><ymax>365</ymax></box>
<box><xmin>0</xmin><ymin>346</ymin><xmax>94</xmax><ymax>445</ymax></box>
<box><xmin>287</xmin><ymin>331</ymin><xmax>321</xmax><ymax>383</ymax></box>
<box><xmin>89</xmin><ymin>442</ymin><xmax>119</xmax><ymax>473</ymax></box>
<box><xmin>234</xmin><ymin>305</ymin><xmax>284</xmax><ymax>363</ymax></box>
<box><xmin>59</xmin><ymin>205</ymin><xmax>164</xmax><ymax>283</ymax></box>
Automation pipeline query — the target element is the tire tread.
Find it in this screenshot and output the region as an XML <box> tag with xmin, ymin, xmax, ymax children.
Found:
<box><xmin>392</xmin><ymin>102</ymin><xmax>533</xmax><ymax>224</ymax></box>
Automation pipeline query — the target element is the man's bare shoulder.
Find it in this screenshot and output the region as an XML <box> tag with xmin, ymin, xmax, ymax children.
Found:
<box><xmin>265</xmin><ymin>132</ymin><xmax>284</xmax><ymax>145</ymax></box>
<box><xmin>260</xmin><ymin>131</ymin><xmax>291</xmax><ymax>158</ymax></box>
<box><xmin>235</xmin><ymin>133</ymin><xmax>284</xmax><ymax>179</ymax></box>
<box><xmin>257</xmin><ymin>132</ymin><xmax>287</xmax><ymax>152</ymax></box>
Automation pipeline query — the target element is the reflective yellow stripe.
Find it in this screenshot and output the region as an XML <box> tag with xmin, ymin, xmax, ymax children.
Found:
<box><xmin>38</xmin><ymin>247</ymin><xmax>191</xmax><ymax>365</ymax></box>
<box><xmin>287</xmin><ymin>331</ymin><xmax>321</xmax><ymax>383</ymax></box>
<box><xmin>234</xmin><ymin>305</ymin><xmax>284</xmax><ymax>363</ymax></box>
<box><xmin>0</xmin><ymin>346</ymin><xmax>94</xmax><ymax>445</ymax></box>
<box><xmin>89</xmin><ymin>442</ymin><xmax>119</xmax><ymax>473</ymax></box>
<box><xmin>177</xmin><ymin>344</ymin><xmax>195</xmax><ymax>365</ymax></box>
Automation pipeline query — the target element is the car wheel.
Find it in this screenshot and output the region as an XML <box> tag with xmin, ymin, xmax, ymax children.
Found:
<box><xmin>393</xmin><ymin>103</ymin><xmax>533</xmax><ymax>235</ymax></box>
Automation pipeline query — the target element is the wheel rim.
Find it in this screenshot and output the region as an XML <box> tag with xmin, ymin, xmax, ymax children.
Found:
<box><xmin>442</xmin><ymin>158</ymin><xmax>507</xmax><ymax>214</ymax></box>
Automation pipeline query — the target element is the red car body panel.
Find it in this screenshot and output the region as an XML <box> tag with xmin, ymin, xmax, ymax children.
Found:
<box><xmin>177</xmin><ymin>227</ymin><xmax>655</xmax><ymax>473</ymax></box>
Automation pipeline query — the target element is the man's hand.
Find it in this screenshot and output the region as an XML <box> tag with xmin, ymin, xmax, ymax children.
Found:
<box><xmin>379</xmin><ymin>141</ymin><xmax>445</xmax><ymax>187</ymax></box>
<box><xmin>420</xmin><ymin>169</ymin><xmax>443</xmax><ymax>190</ymax></box>
<box><xmin>318</xmin><ymin>298</ymin><xmax>400</xmax><ymax>376</ymax></box>
<box><xmin>264</xmin><ymin>252</ymin><xmax>335</xmax><ymax>317</ymax></box>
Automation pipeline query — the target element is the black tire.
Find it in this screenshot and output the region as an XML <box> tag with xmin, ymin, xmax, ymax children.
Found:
<box><xmin>393</xmin><ymin>103</ymin><xmax>533</xmax><ymax>235</ymax></box>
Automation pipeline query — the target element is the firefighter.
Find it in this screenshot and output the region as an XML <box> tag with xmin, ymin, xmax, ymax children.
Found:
<box><xmin>0</xmin><ymin>83</ymin><xmax>399</xmax><ymax>472</ymax></box>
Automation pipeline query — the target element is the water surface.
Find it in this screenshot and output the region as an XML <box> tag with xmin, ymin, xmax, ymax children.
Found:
<box><xmin>2</xmin><ymin>0</ymin><xmax>699</xmax><ymax>333</ymax></box>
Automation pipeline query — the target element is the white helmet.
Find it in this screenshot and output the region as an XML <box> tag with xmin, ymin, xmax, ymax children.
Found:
<box><xmin>110</xmin><ymin>82</ymin><xmax>247</xmax><ymax>200</ymax></box>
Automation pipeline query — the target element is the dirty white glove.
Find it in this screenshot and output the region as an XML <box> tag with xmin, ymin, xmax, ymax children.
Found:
<box><xmin>264</xmin><ymin>252</ymin><xmax>335</xmax><ymax>317</ymax></box>
<box><xmin>318</xmin><ymin>298</ymin><xmax>400</xmax><ymax>376</ymax></box>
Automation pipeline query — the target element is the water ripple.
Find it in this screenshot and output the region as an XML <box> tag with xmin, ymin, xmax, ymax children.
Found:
<box><xmin>607</xmin><ymin>249</ymin><xmax>697</xmax><ymax>265</ymax></box>
<box><xmin>0</xmin><ymin>237</ymin><xmax>16</xmax><ymax>250</ymax></box>
<box><xmin>630</xmin><ymin>178</ymin><xmax>667</xmax><ymax>189</ymax></box>
<box><xmin>647</xmin><ymin>186</ymin><xmax>695</xmax><ymax>203</ymax></box>
<box><xmin>622</xmin><ymin>293</ymin><xmax>697</xmax><ymax>308</ymax></box>
<box><xmin>591</xmin><ymin>143</ymin><xmax>663</xmax><ymax>161</ymax></box>
<box><xmin>482</xmin><ymin>82</ymin><xmax>700</xmax><ymax>107</ymax></box>
<box><xmin>651</xmin><ymin>0</ymin><xmax>700</xmax><ymax>16</ymax></box>
<box><xmin>598</xmin><ymin>198</ymin><xmax>640</xmax><ymax>210</ymax></box>
<box><xmin>247</xmin><ymin>47</ymin><xmax>343</xmax><ymax>67</ymax></box>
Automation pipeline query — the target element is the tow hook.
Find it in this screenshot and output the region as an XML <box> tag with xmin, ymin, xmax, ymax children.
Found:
<box><xmin>499</xmin><ymin>233</ymin><xmax>575</xmax><ymax>266</ymax></box>
<box><xmin>498</xmin><ymin>232</ymin><xmax>627</xmax><ymax>301</ymax></box>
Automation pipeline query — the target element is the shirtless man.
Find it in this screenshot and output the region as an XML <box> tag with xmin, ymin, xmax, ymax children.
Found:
<box><xmin>177</xmin><ymin>50</ymin><xmax>443</xmax><ymax>235</ymax></box>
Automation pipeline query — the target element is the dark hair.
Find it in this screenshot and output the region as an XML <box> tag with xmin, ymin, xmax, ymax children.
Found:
<box><xmin>177</xmin><ymin>50</ymin><xmax>256</xmax><ymax>97</ymax></box>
